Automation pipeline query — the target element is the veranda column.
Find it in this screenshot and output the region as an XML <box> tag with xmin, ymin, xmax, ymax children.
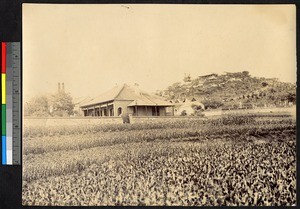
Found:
<box><xmin>107</xmin><ymin>103</ymin><xmax>109</xmax><ymax>116</ymax></box>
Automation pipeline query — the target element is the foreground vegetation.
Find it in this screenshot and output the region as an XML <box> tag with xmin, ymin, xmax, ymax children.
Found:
<box><xmin>22</xmin><ymin>114</ymin><xmax>296</xmax><ymax>206</ymax></box>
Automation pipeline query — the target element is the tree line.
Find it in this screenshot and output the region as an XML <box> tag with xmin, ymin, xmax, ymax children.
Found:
<box><xmin>24</xmin><ymin>90</ymin><xmax>75</xmax><ymax>117</ymax></box>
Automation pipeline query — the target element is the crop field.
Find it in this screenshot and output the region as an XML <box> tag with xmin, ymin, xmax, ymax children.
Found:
<box><xmin>22</xmin><ymin>113</ymin><xmax>296</xmax><ymax>206</ymax></box>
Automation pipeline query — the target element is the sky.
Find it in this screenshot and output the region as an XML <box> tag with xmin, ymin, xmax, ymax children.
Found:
<box><xmin>23</xmin><ymin>4</ymin><xmax>296</xmax><ymax>101</ymax></box>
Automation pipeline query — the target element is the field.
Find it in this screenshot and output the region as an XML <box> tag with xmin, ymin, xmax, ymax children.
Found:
<box><xmin>22</xmin><ymin>113</ymin><xmax>296</xmax><ymax>206</ymax></box>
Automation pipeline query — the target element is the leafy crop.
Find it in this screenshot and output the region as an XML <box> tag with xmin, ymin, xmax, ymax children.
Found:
<box><xmin>22</xmin><ymin>114</ymin><xmax>296</xmax><ymax>206</ymax></box>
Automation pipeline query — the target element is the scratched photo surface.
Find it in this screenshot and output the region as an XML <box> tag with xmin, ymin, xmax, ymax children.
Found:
<box><xmin>22</xmin><ymin>4</ymin><xmax>296</xmax><ymax>206</ymax></box>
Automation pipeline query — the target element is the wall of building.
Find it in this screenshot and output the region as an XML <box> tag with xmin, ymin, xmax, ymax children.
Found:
<box><xmin>113</xmin><ymin>100</ymin><xmax>134</xmax><ymax>116</ymax></box>
<box><xmin>130</xmin><ymin>116</ymin><xmax>207</xmax><ymax>124</ymax></box>
<box><xmin>82</xmin><ymin>103</ymin><xmax>114</xmax><ymax>116</ymax></box>
<box><xmin>117</xmin><ymin>105</ymin><xmax>171</xmax><ymax>116</ymax></box>
<box><xmin>121</xmin><ymin>105</ymin><xmax>169</xmax><ymax>116</ymax></box>
<box><xmin>82</xmin><ymin>100</ymin><xmax>174</xmax><ymax>117</ymax></box>
<box><xmin>24</xmin><ymin>117</ymin><xmax>123</xmax><ymax>127</ymax></box>
<box><xmin>158</xmin><ymin>106</ymin><xmax>166</xmax><ymax>116</ymax></box>
<box><xmin>99</xmin><ymin>105</ymin><xmax>114</xmax><ymax>116</ymax></box>
<box><xmin>133</xmin><ymin>106</ymin><xmax>153</xmax><ymax>116</ymax></box>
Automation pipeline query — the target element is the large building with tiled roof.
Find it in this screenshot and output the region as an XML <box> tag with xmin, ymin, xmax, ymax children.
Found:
<box><xmin>80</xmin><ymin>84</ymin><xmax>175</xmax><ymax>117</ymax></box>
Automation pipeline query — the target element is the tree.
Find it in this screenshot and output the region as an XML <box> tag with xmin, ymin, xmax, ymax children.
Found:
<box><xmin>191</xmin><ymin>104</ymin><xmax>205</xmax><ymax>117</ymax></box>
<box><xmin>183</xmin><ymin>74</ymin><xmax>191</xmax><ymax>83</ymax></box>
<box><xmin>24</xmin><ymin>95</ymin><xmax>51</xmax><ymax>117</ymax></box>
<box><xmin>50</xmin><ymin>91</ymin><xmax>75</xmax><ymax>117</ymax></box>
<box><xmin>180</xmin><ymin>110</ymin><xmax>187</xmax><ymax>116</ymax></box>
<box><xmin>242</xmin><ymin>71</ymin><xmax>250</xmax><ymax>77</ymax></box>
<box><xmin>155</xmin><ymin>90</ymin><xmax>164</xmax><ymax>97</ymax></box>
<box><xmin>166</xmin><ymin>82</ymin><xmax>182</xmax><ymax>99</ymax></box>
<box><xmin>286</xmin><ymin>92</ymin><xmax>296</xmax><ymax>103</ymax></box>
<box><xmin>262</xmin><ymin>82</ymin><xmax>268</xmax><ymax>87</ymax></box>
<box><xmin>202</xmin><ymin>99</ymin><xmax>224</xmax><ymax>109</ymax></box>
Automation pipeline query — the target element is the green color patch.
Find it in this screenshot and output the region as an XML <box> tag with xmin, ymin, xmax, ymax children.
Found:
<box><xmin>1</xmin><ymin>104</ymin><xmax>6</xmax><ymax>135</ymax></box>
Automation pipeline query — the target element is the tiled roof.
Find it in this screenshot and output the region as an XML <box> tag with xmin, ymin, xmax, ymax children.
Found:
<box><xmin>127</xmin><ymin>94</ymin><xmax>173</xmax><ymax>106</ymax></box>
<box><xmin>80</xmin><ymin>84</ymin><xmax>174</xmax><ymax>107</ymax></box>
<box><xmin>73</xmin><ymin>96</ymin><xmax>93</xmax><ymax>105</ymax></box>
<box><xmin>80</xmin><ymin>85</ymin><xmax>125</xmax><ymax>107</ymax></box>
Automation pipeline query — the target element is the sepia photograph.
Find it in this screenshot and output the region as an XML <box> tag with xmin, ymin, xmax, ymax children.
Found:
<box><xmin>22</xmin><ymin>4</ymin><xmax>296</xmax><ymax>206</ymax></box>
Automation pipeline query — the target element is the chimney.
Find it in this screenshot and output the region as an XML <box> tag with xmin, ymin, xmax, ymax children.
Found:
<box><xmin>62</xmin><ymin>82</ymin><xmax>65</xmax><ymax>92</ymax></box>
<box><xmin>58</xmin><ymin>82</ymin><xmax>61</xmax><ymax>92</ymax></box>
<box><xmin>133</xmin><ymin>83</ymin><xmax>140</xmax><ymax>95</ymax></box>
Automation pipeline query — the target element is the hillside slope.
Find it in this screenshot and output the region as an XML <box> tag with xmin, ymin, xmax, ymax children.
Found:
<box><xmin>157</xmin><ymin>71</ymin><xmax>296</xmax><ymax>109</ymax></box>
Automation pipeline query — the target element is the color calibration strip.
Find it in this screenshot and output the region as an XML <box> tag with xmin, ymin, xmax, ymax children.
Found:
<box><xmin>1</xmin><ymin>42</ymin><xmax>21</xmax><ymax>165</ymax></box>
<box><xmin>6</xmin><ymin>43</ymin><xmax>13</xmax><ymax>165</ymax></box>
<box><xmin>1</xmin><ymin>42</ymin><xmax>7</xmax><ymax>164</ymax></box>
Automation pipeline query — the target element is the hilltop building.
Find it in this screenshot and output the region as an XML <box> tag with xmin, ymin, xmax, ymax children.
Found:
<box><xmin>80</xmin><ymin>84</ymin><xmax>175</xmax><ymax>117</ymax></box>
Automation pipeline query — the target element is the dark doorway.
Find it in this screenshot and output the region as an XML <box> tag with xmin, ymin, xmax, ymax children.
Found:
<box><xmin>152</xmin><ymin>107</ymin><xmax>155</xmax><ymax>116</ymax></box>
<box><xmin>117</xmin><ymin>107</ymin><xmax>122</xmax><ymax>116</ymax></box>
<box><xmin>152</xmin><ymin>106</ymin><xmax>159</xmax><ymax>116</ymax></box>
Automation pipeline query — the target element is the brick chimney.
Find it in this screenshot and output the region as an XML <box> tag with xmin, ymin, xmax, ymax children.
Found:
<box><xmin>58</xmin><ymin>82</ymin><xmax>61</xmax><ymax>92</ymax></box>
<box><xmin>133</xmin><ymin>83</ymin><xmax>140</xmax><ymax>95</ymax></box>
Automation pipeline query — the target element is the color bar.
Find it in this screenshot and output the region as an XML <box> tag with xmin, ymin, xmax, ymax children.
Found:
<box><xmin>1</xmin><ymin>42</ymin><xmax>7</xmax><ymax>164</ymax></box>
<box><xmin>2</xmin><ymin>136</ymin><xmax>6</xmax><ymax>164</ymax></box>
<box><xmin>1</xmin><ymin>42</ymin><xmax>6</xmax><ymax>73</ymax></box>
<box><xmin>6</xmin><ymin>43</ymin><xmax>13</xmax><ymax>164</ymax></box>
<box><xmin>1</xmin><ymin>105</ymin><xmax>5</xmax><ymax>136</ymax></box>
<box><xmin>1</xmin><ymin>74</ymin><xmax>5</xmax><ymax>104</ymax></box>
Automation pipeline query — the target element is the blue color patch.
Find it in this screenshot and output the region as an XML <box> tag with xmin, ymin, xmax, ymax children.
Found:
<box><xmin>2</xmin><ymin>136</ymin><xmax>6</xmax><ymax>164</ymax></box>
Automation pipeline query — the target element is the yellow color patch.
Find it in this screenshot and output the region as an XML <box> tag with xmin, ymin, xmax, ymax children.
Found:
<box><xmin>1</xmin><ymin>74</ymin><xmax>6</xmax><ymax>104</ymax></box>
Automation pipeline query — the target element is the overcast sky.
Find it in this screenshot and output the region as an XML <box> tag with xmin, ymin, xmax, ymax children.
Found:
<box><xmin>23</xmin><ymin>4</ymin><xmax>296</xmax><ymax>100</ymax></box>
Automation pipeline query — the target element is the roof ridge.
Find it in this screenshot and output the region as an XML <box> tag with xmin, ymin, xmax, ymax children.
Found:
<box><xmin>114</xmin><ymin>83</ymin><xmax>127</xmax><ymax>100</ymax></box>
<box><xmin>80</xmin><ymin>83</ymin><xmax>174</xmax><ymax>108</ymax></box>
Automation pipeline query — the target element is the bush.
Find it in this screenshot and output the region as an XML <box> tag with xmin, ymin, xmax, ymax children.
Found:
<box><xmin>203</xmin><ymin>99</ymin><xmax>224</xmax><ymax>109</ymax></box>
<box><xmin>180</xmin><ymin>110</ymin><xmax>187</xmax><ymax>116</ymax></box>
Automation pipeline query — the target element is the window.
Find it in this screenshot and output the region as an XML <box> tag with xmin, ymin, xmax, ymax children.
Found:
<box><xmin>117</xmin><ymin>107</ymin><xmax>122</xmax><ymax>116</ymax></box>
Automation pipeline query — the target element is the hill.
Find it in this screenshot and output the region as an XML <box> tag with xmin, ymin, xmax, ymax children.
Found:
<box><xmin>157</xmin><ymin>71</ymin><xmax>296</xmax><ymax>109</ymax></box>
